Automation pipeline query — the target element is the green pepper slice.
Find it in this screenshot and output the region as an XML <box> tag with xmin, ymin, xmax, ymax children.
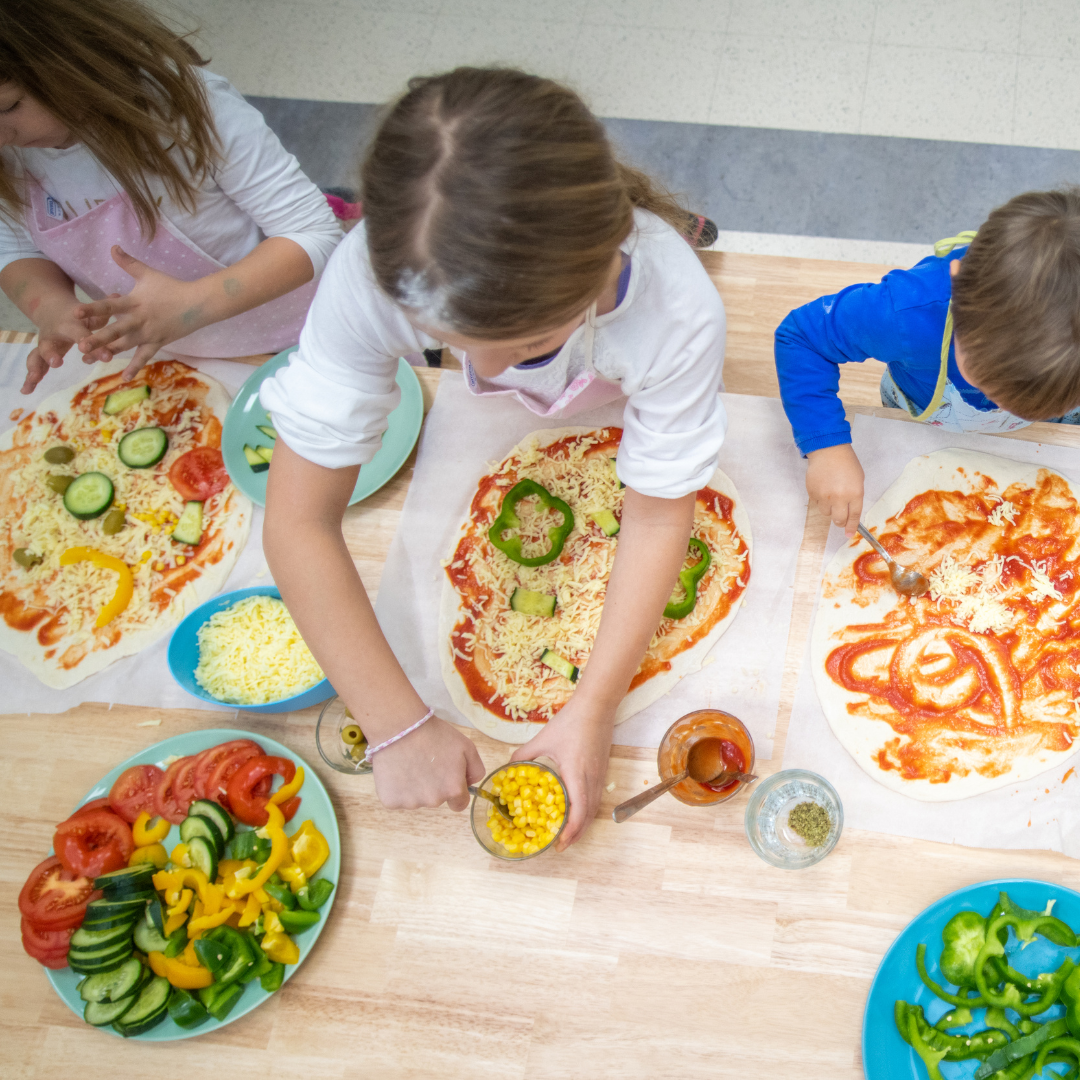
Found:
<box><xmin>975</xmin><ymin>1019</ymin><xmax>1070</xmax><ymax>1079</ymax></box>
<box><xmin>198</xmin><ymin>980</ymin><xmax>245</xmax><ymax>1022</ymax></box>
<box><xmin>260</xmin><ymin>962</ymin><xmax>285</xmax><ymax>993</ymax></box>
<box><xmin>264</xmin><ymin>877</ymin><xmax>296</xmax><ymax>910</ymax></box>
<box><xmin>896</xmin><ymin>1001</ymin><xmax>1007</xmax><ymax>1062</ymax></box>
<box><xmin>193</xmin><ymin>935</ymin><xmax>236</xmax><ymax>978</ymax></box>
<box><xmin>279</xmin><ymin>908</ymin><xmax>320</xmax><ymax>934</ymax></box>
<box><xmin>940</xmin><ymin>910</ymin><xmax>988</xmax><ymax>987</ymax></box>
<box><xmin>663</xmin><ymin>538</ymin><xmax>711</xmax><ymax>620</ymax></box>
<box><xmin>487</xmin><ymin>479</ymin><xmax>574</xmax><ymax>567</ymax></box>
<box><xmin>297</xmin><ymin>879</ymin><xmax>335</xmax><ymax>911</ymax></box>
<box><xmin>164</xmin><ymin>927</ymin><xmax>188</xmax><ymax>958</ymax></box>
<box><xmin>167</xmin><ymin>987</ymin><xmax>210</xmax><ymax>1029</ymax></box>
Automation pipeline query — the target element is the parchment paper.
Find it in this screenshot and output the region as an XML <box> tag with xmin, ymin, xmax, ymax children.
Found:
<box><xmin>0</xmin><ymin>342</ymin><xmax>269</xmax><ymax>715</ymax></box>
<box><xmin>375</xmin><ymin>376</ymin><xmax>809</xmax><ymax>756</ymax></box>
<box><xmin>783</xmin><ymin>412</ymin><xmax>1080</xmax><ymax>857</ymax></box>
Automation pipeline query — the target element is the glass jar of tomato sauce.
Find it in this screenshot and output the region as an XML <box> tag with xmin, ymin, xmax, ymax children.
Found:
<box><xmin>657</xmin><ymin>709</ymin><xmax>755</xmax><ymax>806</ymax></box>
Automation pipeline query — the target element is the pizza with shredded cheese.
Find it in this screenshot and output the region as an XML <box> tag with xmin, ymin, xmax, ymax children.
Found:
<box><xmin>812</xmin><ymin>448</ymin><xmax>1080</xmax><ymax>800</ymax></box>
<box><xmin>0</xmin><ymin>357</ymin><xmax>251</xmax><ymax>688</ymax></box>
<box><xmin>439</xmin><ymin>426</ymin><xmax>752</xmax><ymax>743</ymax></box>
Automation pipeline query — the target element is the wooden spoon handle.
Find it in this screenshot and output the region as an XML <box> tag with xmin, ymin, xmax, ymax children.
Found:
<box><xmin>612</xmin><ymin>771</ymin><xmax>687</xmax><ymax>823</ymax></box>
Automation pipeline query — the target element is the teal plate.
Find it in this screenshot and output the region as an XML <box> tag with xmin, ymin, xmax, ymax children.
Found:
<box><xmin>44</xmin><ymin>728</ymin><xmax>340</xmax><ymax>1041</ymax></box>
<box><xmin>862</xmin><ymin>878</ymin><xmax>1080</xmax><ymax>1078</ymax></box>
<box><xmin>222</xmin><ymin>347</ymin><xmax>424</xmax><ymax>507</ymax></box>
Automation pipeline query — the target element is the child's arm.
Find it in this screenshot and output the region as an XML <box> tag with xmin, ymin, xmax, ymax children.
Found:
<box><xmin>511</xmin><ymin>488</ymin><xmax>696</xmax><ymax>849</ymax></box>
<box><xmin>264</xmin><ymin>439</ymin><xmax>487</xmax><ymax>809</ymax></box>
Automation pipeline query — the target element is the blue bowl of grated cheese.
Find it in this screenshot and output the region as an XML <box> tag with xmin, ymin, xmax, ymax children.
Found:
<box><xmin>167</xmin><ymin>585</ymin><xmax>335</xmax><ymax>712</ymax></box>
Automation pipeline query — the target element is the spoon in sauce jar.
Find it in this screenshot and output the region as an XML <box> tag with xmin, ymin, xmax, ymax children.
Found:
<box><xmin>856</xmin><ymin>523</ymin><xmax>929</xmax><ymax>598</ymax></box>
<box><xmin>611</xmin><ymin>737</ymin><xmax>758</xmax><ymax>823</ymax></box>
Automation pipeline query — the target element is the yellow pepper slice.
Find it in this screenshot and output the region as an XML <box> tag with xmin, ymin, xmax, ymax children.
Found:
<box><xmin>166</xmin><ymin>888</ymin><xmax>193</xmax><ymax>918</ymax></box>
<box><xmin>132</xmin><ymin>812</ymin><xmax>170</xmax><ymax>846</ymax></box>
<box><xmin>148</xmin><ymin>950</ymin><xmax>214</xmax><ymax>989</ymax></box>
<box><xmin>128</xmin><ymin>843</ymin><xmax>167</xmax><ymax>869</ymax></box>
<box><xmin>182</xmin><ymin>939</ymin><xmax>202</xmax><ymax>967</ymax></box>
<box><xmin>277</xmin><ymin>862</ymin><xmax>307</xmax><ymax>894</ymax></box>
<box><xmin>260</xmin><ymin>930</ymin><xmax>300</xmax><ymax>966</ymax></box>
<box><xmin>238</xmin><ymin>894</ymin><xmax>262</xmax><ymax>927</ymax></box>
<box><xmin>187</xmin><ymin>903</ymin><xmax>236</xmax><ymax>937</ymax></box>
<box><xmin>164</xmin><ymin>911</ymin><xmax>188</xmax><ymax>936</ymax></box>
<box><xmin>170</xmin><ymin>842</ymin><xmax>191</xmax><ymax>868</ymax></box>
<box><xmin>200</xmin><ymin>882</ymin><xmax>225</xmax><ymax>918</ymax></box>
<box><xmin>269</xmin><ymin>765</ymin><xmax>305</xmax><ymax>806</ymax></box>
<box><xmin>232</xmin><ymin>803</ymin><xmax>288</xmax><ymax>896</ymax></box>
<box><xmin>289</xmin><ymin>820</ymin><xmax>330</xmax><ymax>879</ymax></box>
<box><xmin>59</xmin><ymin>547</ymin><xmax>134</xmax><ymax>627</ymax></box>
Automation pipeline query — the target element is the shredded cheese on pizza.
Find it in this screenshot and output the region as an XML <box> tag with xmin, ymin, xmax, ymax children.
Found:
<box><xmin>987</xmin><ymin>494</ymin><xmax>1018</xmax><ymax>527</ymax></box>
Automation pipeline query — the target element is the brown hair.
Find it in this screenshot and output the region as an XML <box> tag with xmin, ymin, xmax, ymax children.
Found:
<box><xmin>952</xmin><ymin>187</ymin><xmax>1080</xmax><ymax>420</ymax></box>
<box><xmin>0</xmin><ymin>0</ymin><xmax>220</xmax><ymax>237</ymax></box>
<box><xmin>361</xmin><ymin>67</ymin><xmax>690</xmax><ymax>340</ymax></box>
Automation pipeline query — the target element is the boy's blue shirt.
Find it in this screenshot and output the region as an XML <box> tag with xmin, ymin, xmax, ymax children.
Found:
<box><xmin>774</xmin><ymin>247</ymin><xmax>997</xmax><ymax>454</ymax></box>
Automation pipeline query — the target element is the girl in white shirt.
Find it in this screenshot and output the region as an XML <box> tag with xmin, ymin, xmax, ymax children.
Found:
<box><xmin>262</xmin><ymin>68</ymin><xmax>728</xmax><ymax>847</ymax></box>
<box><xmin>0</xmin><ymin>0</ymin><xmax>340</xmax><ymax>394</ymax></box>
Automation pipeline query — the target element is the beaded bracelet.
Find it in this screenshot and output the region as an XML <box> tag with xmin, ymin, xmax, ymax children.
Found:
<box><xmin>364</xmin><ymin>707</ymin><xmax>434</xmax><ymax>762</ymax></box>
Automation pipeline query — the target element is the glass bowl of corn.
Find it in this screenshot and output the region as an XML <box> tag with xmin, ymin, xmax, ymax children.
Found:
<box><xmin>315</xmin><ymin>695</ymin><xmax>373</xmax><ymax>775</ymax></box>
<box><xmin>470</xmin><ymin>760</ymin><xmax>568</xmax><ymax>860</ymax></box>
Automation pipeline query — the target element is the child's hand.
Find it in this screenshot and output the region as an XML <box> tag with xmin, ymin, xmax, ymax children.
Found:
<box><xmin>806</xmin><ymin>443</ymin><xmax>865</xmax><ymax>536</ymax></box>
<box><xmin>371</xmin><ymin>715</ymin><xmax>486</xmax><ymax>811</ymax></box>
<box><xmin>21</xmin><ymin>301</ymin><xmax>111</xmax><ymax>395</ymax></box>
<box><xmin>74</xmin><ymin>246</ymin><xmax>208</xmax><ymax>380</ymax></box>
<box><xmin>510</xmin><ymin>693</ymin><xmax>615</xmax><ymax>851</ymax></box>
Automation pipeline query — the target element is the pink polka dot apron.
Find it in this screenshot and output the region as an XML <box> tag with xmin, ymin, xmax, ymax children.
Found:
<box><xmin>458</xmin><ymin>302</ymin><xmax>624</xmax><ymax>418</ymax></box>
<box><xmin>25</xmin><ymin>180</ymin><xmax>316</xmax><ymax>358</ymax></box>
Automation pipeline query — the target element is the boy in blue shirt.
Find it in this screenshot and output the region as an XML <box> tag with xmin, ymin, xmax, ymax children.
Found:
<box><xmin>774</xmin><ymin>188</ymin><xmax>1080</xmax><ymax>535</ymax></box>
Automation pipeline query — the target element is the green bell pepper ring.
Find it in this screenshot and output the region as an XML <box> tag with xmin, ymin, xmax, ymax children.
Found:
<box><xmin>663</xmin><ymin>538</ymin><xmax>711</xmax><ymax>620</ymax></box>
<box><xmin>261</xmin><ymin>961</ymin><xmax>285</xmax><ymax>993</ymax></box>
<box><xmin>278</xmin><ymin>908</ymin><xmax>320</xmax><ymax>934</ymax></box>
<box><xmin>297</xmin><ymin>879</ymin><xmax>335</xmax><ymax>912</ymax></box>
<box><xmin>264</xmin><ymin>876</ymin><xmax>296</xmax><ymax>910</ymax></box>
<box><xmin>916</xmin><ymin>943</ymin><xmax>987</xmax><ymax>1007</ymax></box>
<box><xmin>487</xmin><ymin>479</ymin><xmax>574</xmax><ymax>567</ymax></box>
<box><xmin>974</xmin><ymin>1018</ymin><xmax>1070</xmax><ymax>1078</ymax></box>
<box><xmin>167</xmin><ymin>987</ymin><xmax>210</xmax><ymax>1029</ymax></box>
<box><xmin>1034</xmin><ymin>1038</ymin><xmax>1080</xmax><ymax>1076</ymax></box>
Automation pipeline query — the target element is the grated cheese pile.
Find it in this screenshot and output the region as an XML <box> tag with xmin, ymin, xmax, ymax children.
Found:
<box><xmin>986</xmin><ymin>494</ymin><xmax>1018</xmax><ymax>528</ymax></box>
<box><xmin>194</xmin><ymin>595</ymin><xmax>324</xmax><ymax>705</ymax></box>
<box><xmin>451</xmin><ymin>434</ymin><xmax>747</xmax><ymax>721</ymax></box>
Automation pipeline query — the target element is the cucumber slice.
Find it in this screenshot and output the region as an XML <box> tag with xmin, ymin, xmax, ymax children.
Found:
<box><xmin>78</xmin><ymin>957</ymin><xmax>144</xmax><ymax>1004</ymax></box>
<box><xmin>256</xmin><ymin>445</ymin><xmax>273</xmax><ymax>464</ymax></box>
<box><xmin>133</xmin><ymin>918</ymin><xmax>170</xmax><ymax>955</ymax></box>
<box><xmin>69</xmin><ymin>946</ymin><xmax>134</xmax><ymax>975</ymax></box>
<box><xmin>103</xmin><ymin>385</ymin><xmax>149</xmax><ymax>415</ymax></box>
<box><xmin>113</xmin><ymin>976</ymin><xmax>170</xmax><ymax>1037</ymax></box>
<box><xmin>117</xmin><ymin>426</ymin><xmax>168</xmax><ymax>468</ymax></box>
<box><xmin>84</xmin><ymin>993</ymin><xmax>137</xmax><ymax>1026</ymax></box>
<box><xmin>256</xmin><ymin>425</ymin><xmax>278</xmax><ymax>441</ymax></box>
<box><xmin>179</xmin><ymin>814</ymin><xmax>224</xmax><ymax>857</ymax></box>
<box><xmin>93</xmin><ymin>865</ymin><xmax>156</xmax><ymax>895</ymax></box>
<box><xmin>589</xmin><ymin>509</ymin><xmax>620</xmax><ymax>536</ymax></box>
<box><xmin>171</xmin><ymin>500</ymin><xmax>203</xmax><ymax>545</ymax></box>
<box><xmin>70</xmin><ymin>922</ymin><xmax>136</xmax><ymax>950</ymax></box>
<box><xmin>608</xmin><ymin>457</ymin><xmax>625</xmax><ymax>489</ymax></box>
<box><xmin>63</xmin><ymin>472</ymin><xmax>113</xmax><ymax>519</ymax></box>
<box><xmin>540</xmin><ymin>648</ymin><xmax>579</xmax><ymax>682</ymax></box>
<box><xmin>243</xmin><ymin>444</ymin><xmax>269</xmax><ymax>472</ymax></box>
<box><xmin>510</xmin><ymin>588</ymin><xmax>557</xmax><ymax>618</ymax></box>
<box><xmin>186</xmin><ymin>835</ymin><xmax>218</xmax><ymax>880</ymax></box>
<box><xmin>188</xmin><ymin>799</ymin><xmax>234</xmax><ymax>846</ymax></box>
<box><xmin>146</xmin><ymin>896</ymin><xmax>165</xmax><ymax>935</ymax></box>
<box><xmin>81</xmin><ymin>911</ymin><xmax>138</xmax><ymax>932</ymax></box>
<box><xmin>229</xmin><ymin>830</ymin><xmax>257</xmax><ymax>860</ymax></box>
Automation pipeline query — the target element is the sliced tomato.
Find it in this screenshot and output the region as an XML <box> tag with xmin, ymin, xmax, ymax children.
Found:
<box><xmin>207</xmin><ymin>744</ymin><xmax>263</xmax><ymax>810</ymax></box>
<box><xmin>18</xmin><ymin>856</ymin><xmax>97</xmax><ymax>931</ymax></box>
<box><xmin>65</xmin><ymin>796</ymin><xmax>113</xmax><ymax>819</ymax></box>
<box><xmin>174</xmin><ymin>755</ymin><xmax>201</xmax><ymax>810</ymax></box>
<box><xmin>53</xmin><ymin>809</ymin><xmax>135</xmax><ymax>878</ymax></box>
<box><xmin>109</xmin><ymin>764</ymin><xmax>166</xmax><ymax>823</ymax></box>
<box><xmin>154</xmin><ymin>756</ymin><xmax>194</xmax><ymax>824</ymax></box>
<box><xmin>192</xmin><ymin>739</ymin><xmax>261</xmax><ymax>801</ymax></box>
<box><xmin>168</xmin><ymin>446</ymin><xmax>228</xmax><ymax>501</ymax></box>
<box><xmin>21</xmin><ymin>917</ymin><xmax>73</xmax><ymax>965</ymax></box>
<box><xmin>226</xmin><ymin>755</ymin><xmax>299</xmax><ymax>827</ymax></box>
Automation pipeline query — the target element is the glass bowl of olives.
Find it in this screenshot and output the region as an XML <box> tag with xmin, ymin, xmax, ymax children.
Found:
<box><xmin>315</xmin><ymin>695</ymin><xmax>372</xmax><ymax>774</ymax></box>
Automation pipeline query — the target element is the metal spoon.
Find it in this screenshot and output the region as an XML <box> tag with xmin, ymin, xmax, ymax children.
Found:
<box><xmin>856</xmin><ymin>523</ymin><xmax>930</xmax><ymax>598</ymax></box>
<box><xmin>612</xmin><ymin>738</ymin><xmax>758</xmax><ymax>823</ymax></box>
<box><xmin>469</xmin><ymin>785</ymin><xmax>515</xmax><ymax>823</ymax></box>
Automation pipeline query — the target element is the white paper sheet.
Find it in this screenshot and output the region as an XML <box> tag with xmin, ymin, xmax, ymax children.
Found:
<box><xmin>783</xmin><ymin>412</ymin><xmax>1080</xmax><ymax>857</ymax></box>
<box><xmin>0</xmin><ymin>342</ymin><xmax>269</xmax><ymax>715</ymax></box>
<box><xmin>375</xmin><ymin>376</ymin><xmax>809</xmax><ymax>755</ymax></box>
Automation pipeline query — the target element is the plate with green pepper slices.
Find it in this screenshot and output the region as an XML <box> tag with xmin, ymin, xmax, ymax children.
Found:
<box><xmin>45</xmin><ymin>728</ymin><xmax>340</xmax><ymax>1040</ymax></box>
<box><xmin>863</xmin><ymin>879</ymin><xmax>1080</xmax><ymax>1079</ymax></box>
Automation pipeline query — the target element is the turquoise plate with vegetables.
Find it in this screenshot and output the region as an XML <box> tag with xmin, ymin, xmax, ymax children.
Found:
<box><xmin>221</xmin><ymin>346</ymin><xmax>424</xmax><ymax>507</ymax></box>
<box><xmin>45</xmin><ymin>729</ymin><xmax>340</xmax><ymax>1041</ymax></box>
<box><xmin>863</xmin><ymin>879</ymin><xmax>1080</xmax><ymax>1079</ymax></box>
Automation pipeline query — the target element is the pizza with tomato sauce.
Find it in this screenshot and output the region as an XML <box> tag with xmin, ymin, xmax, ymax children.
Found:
<box><xmin>0</xmin><ymin>356</ymin><xmax>251</xmax><ymax>688</ymax></box>
<box><xmin>439</xmin><ymin>427</ymin><xmax>752</xmax><ymax>743</ymax></box>
<box><xmin>813</xmin><ymin>448</ymin><xmax>1080</xmax><ymax>800</ymax></box>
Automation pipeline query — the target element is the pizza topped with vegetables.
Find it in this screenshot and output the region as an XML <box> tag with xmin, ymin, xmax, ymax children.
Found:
<box><xmin>0</xmin><ymin>358</ymin><xmax>251</xmax><ymax>688</ymax></box>
<box><xmin>439</xmin><ymin>426</ymin><xmax>752</xmax><ymax>743</ymax></box>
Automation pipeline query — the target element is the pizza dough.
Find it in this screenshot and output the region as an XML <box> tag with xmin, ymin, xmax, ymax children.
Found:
<box><xmin>0</xmin><ymin>357</ymin><xmax>251</xmax><ymax>688</ymax></box>
<box><xmin>813</xmin><ymin>448</ymin><xmax>1080</xmax><ymax>800</ymax></box>
<box><xmin>440</xmin><ymin>426</ymin><xmax>753</xmax><ymax>743</ymax></box>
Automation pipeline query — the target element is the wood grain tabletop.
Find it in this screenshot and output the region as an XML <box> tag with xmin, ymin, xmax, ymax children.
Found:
<box><xmin>5</xmin><ymin>251</ymin><xmax>1080</xmax><ymax>1079</ymax></box>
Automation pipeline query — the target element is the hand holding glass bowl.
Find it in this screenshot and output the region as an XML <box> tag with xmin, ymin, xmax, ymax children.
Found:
<box><xmin>470</xmin><ymin>760</ymin><xmax>568</xmax><ymax>861</ymax></box>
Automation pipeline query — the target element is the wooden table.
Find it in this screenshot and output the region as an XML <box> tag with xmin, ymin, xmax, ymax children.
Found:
<box><xmin>5</xmin><ymin>253</ymin><xmax>1080</xmax><ymax>1079</ymax></box>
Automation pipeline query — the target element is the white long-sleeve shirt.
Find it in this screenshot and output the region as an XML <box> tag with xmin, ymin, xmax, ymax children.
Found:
<box><xmin>0</xmin><ymin>70</ymin><xmax>341</xmax><ymax>279</ymax></box>
<box><xmin>261</xmin><ymin>210</ymin><xmax>727</xmax><ymax>499</ymax></box>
